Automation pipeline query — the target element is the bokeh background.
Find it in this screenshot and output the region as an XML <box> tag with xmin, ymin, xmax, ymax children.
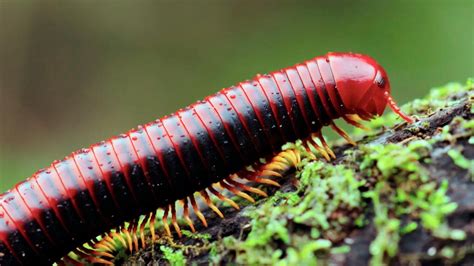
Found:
<box><xmin>1</xmin><ymin>1</ymin><xmax>473</xmax><ymax>192</ymax></box>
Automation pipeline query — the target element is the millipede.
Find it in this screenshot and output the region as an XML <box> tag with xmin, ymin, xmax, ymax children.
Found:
<box><xmin>0</xmin><ymin>52</ymin><xmax>413</xmax><ymax>265</ymax></box>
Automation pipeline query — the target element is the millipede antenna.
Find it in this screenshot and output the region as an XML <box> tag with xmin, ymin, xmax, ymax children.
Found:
<box><xmin>384</xmin><ymin>91</ymin><xmax>414</xmax><ymax>123</ymax></box>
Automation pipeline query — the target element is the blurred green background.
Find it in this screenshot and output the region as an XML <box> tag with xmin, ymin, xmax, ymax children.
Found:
<box><xmin>1</xmin><ymin>1</ymin><xmax>473</xmax><ymax>192</ymax></box>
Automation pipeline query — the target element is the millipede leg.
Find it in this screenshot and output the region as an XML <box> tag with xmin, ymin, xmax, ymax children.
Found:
<box><xmin>190</xmin><ymin>194</ymin><xmax>208</xmax><ymax>227</ymax></box>
<box><xmin>61</xmin><ymin>149</ymin><xmax>318</xmax><ymax>264</ymax></box>
<box><xmin>102</xmin><ymin>234</ymin><xmax>117</xmax><ymax>251</ymax></box>
<box><xmin>343</xmin><ymin>114</ymin><xmax>367</xmax><ymax>129</ymax></box>
<box><xmin>260</xmin><ymin>169</ymin><xmax>282</xmax><ymax>178</ymax></box>
<box><xmin>261</xmin><ymin>159</ymin><xmax>289</xmax><ymax>172</ymax></box>
<box><xmin>111</xmin><ymin>230</ymin><xmax>128</xmax><ymax>250</ymax></box>
<box><xmin>130</xmin><ymin>220</ymin><xmax>139</xmax><ymax>252</ymax></box>
<box><xmin>306</xmin><ymin>139</ymin><xmax>330</xmax><ymax>161</ymax></box>
<box><xmin>76</xmin><ymin>247</ymin><xmax>114</xmax><ymax>265</ymax></box>
<box><xmin>162</xmin><ymin>206</ymin><xmax>171</xmax><ymax>237</ymax></box>
<box><xmin>208</xmin><ymin>185</ymin><xmax>240</xmax><ymax>210</ymax></box>
<box><xmin>227</xmin><ymin>176</ymin><xmax>267</xmax><ymax>197</ymax></box>
<box><xmin>219</xmin><ymin>180</ymin><xmax>255</xmax><ymax>203</ymax></box>
<box><xmin>121</xmin><ymin>227</ymin><xmax>133</xmax><ymax>253</ymax></box>
<box><xmin>256</xmin><ymin>177</ymin><xmax>281</xmax><ymax>187</ymax></box>
<box><xmin>94</xmin><ymin>235</ymin><xmax>115</xmax><ymax>253</ymax></box>
<box><xmin>94</xmin><ymin>242</ymin><xmax>112</xmax><ymax>254</ymax></box>
<box><xmin>88</xmin><ymin>247</ymin><xmax>115</xmax><ymax>259</ymax></box>
<box><xmin>199</xmin><ymin>190</ymin><xmax>224</xmax><ymax>218</ymax></box>
<box><xmin>139</xmin><ymin>216</ymin><xmax>147</xmax><ymax>248</ymax></box>
<box><xmin>238</xmin><ymin>168</ymin><xmax>281</xmax><ymax>187</ymax></box>
<box><xmin>106</xmin><ymin>232</ymin><xmax>120</xmax><ymax>249</ymax></box>
<box><xmin>278</xmin><ymin>150</ymin><xmax>299</xmax><ymax>168</ymax></box>
<box><xmin>256</xmin><ymin>149</ymin><xmax>301</xmax><ymax>178</ymax></box>
<box><xmin>170</xmin><ymin>203</ymin><xmax>182</xmax><ymax>237</ymax></box>
<box><xmin>62</xmin><ymin>254</ymin><xmax>83</xmax><ymax>266</ymax></box>
<box><xmin>301</xmin><ymin>141</ymin><xmax>318</xmax><ymax>160</ymax></box>
<box><xmin>330</xmin><ymin>122</ymin><xmax>356</xmax><ymax>146</ymax></box>
<box><xmin>181</xmin><ymin>199</ymin><xmax>196</xmax><ymax>232</ymax></box>
<box><xmin>149</xmin><ymin>211</ymin><xmax>157</xmax><ymax>242</ymax></box>
<box><xmin>313</xmin><ymin>132</ymin><xmax>336</xmax><ymax>159</ymax></box>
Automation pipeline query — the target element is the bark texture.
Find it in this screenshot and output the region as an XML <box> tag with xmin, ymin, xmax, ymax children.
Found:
<box><xmin>125</xmin><ymin>83</ymin><xmax>473</xmax><ymax>266</ymax></box>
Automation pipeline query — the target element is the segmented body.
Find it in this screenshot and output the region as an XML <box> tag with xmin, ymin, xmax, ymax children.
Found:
<box><xmin>0</xmin><ymin>52</ymin><xmax>408</xmax><ymax>265</ymax></box>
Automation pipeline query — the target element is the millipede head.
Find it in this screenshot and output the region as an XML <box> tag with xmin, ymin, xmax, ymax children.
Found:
<box><xmin>328</xmin><ymin>52</ymin><xmax>413</xmax><ymax>123</ymax></box>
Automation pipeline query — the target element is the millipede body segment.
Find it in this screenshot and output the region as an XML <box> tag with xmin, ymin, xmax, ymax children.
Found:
<box><xmin>0</xmin><ymin>52</ymin><xmax>412</xmax><ymax>265</ymax></box>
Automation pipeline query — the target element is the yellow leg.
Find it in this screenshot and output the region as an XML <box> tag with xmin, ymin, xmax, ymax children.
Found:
<box><xmin>62</xmin><ymin>254</ymin><xmax>83</xmax><ymax>266</ymax></box>
<box><xmin>149</xmin><ymin>211</ymin><xmax>157</xmax><ymax>243</ymax></box>
<box><xmin>313</xmin><ymin>132</ymin><xmax>336</xmax><ymax>159</ymax></box>
<box><xmin>219</xmin><ymin>180</ymin><xmax>255</xmax><ymax>203</ymax></box>
<box><xmin>162</xmin><ymin>206</ymin><xmax>171</xmax><ymax>237</ymax></box>
<box><xmin>130</xmin><ymin>221</ymin><xmax>139</xmax><ymax>252</ymax></box>
<box><xmin>199</xmin><ymin>190</ymin><xmax>224</xmax><ymax>218</ymax></box>
<box><xmin>208</xmin><ymin>185</ymin><xmax>240</xmax><ymax>210</ymax></box>
<box><xmin>76</xmin><ymin>248</ymin><xmax>114</xmax><ymax>265</ymax></box>
<box><xmin>111</xmin><ymin>230</ymin><xmax>128</xmax><ymax>250</ymax></box>
<box><xmin>170</xmin><ymin>203</ymin><xmax>182</xmax><ymax>237</ymax></box>
<box><xmin>330</xmin><ymin>122</ymin><xmax>356</xmax><ymax>146</ymax></box>
<box><xmin>343</xmin><ymin>114</ymin><xmax>367</xmax><ymax>129</ymax></box>
<box><xmin>66</xmin><ymin>147</ymin><xmax>318</xmax><ymax>264</ymax></box>
<box><xmin>306</xmin><ymin>138</ymin><xmax>331</xmax><ymax>161</ymax></box>
<box><xmin>190</xmin><ymin>194</ymin><xmax>208</xmax><ymax>227</ymax></box>
<box><xmin>227</xmin><ymin>176</ymin><xmax>268</xmax><ymax>197</ymax></box>
<box><xmin>181</xmin><ymin>199</ymin><xmax>196</xmax><ymax>232</ymax></box>
<box><xmin>139</xmin><ymin>216</ymin><xmax>147</xmax><ymax>248</ymax></box>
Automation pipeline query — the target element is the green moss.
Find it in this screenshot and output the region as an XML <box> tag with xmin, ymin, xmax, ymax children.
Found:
<box><xmin>219</xmin><ymin>79</ymin><xmax>472</xmax><ymax>265</ymax></box>
<box><xmin>160</xmin><ymin>246</ymin><xmax>186</xmax><ymax>266</ymax></box>
<box><xmin>210</xmin><ymin>79</ymin><xmax>471</xmax><ymax>265</ymax></box>
<box><xmin>400</xmin><ymin>221</ymin><xmax>418</xmax><ymax>234</ymax></box>
<box><xmin>181</xmin><ymin>230</ymin><xmax>211</xmax><ymax>241</ymax></box>
<box><xmin>223</xmin><ymin>134</ymin><xmax>465</xmax><ymax>265</ymax></box>
<box><xmin>419</xmin><ymin>180</ymin><xmax>460</xmax><ymax>234</ymax></box>
<box><xmin>448</xmin><ymin>149</ymin><xmax>473</xmax><ymax>174</ymax></box>
<box><xmin>357</xmin><ymin>125</ymin><xmax>472</xmax><ymax>262</ymax></box>
<box><xmin>366</xmin><ymin>184</ymin><xmax>401</xmax><ymax>265</ymax></box>
<box><xmin>123</xmin><ymin>78</ymin><xmax>472</xmax><ymax>265</ymax></box>
<box><xmin>206</xmin><ymin>160</ymin><xmax>365</xmax><ymax>264</ymax></box>
<box><xmin>353</xmin><ymin>77</ymin><xmax>473</xmax><ymax>138</ymax></box>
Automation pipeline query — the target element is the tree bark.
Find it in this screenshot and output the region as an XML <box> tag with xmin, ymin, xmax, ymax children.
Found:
<box><xmin>126</xmin><ymin>92</ymin><xmax>473</xmax><ymax>266</ymax></box>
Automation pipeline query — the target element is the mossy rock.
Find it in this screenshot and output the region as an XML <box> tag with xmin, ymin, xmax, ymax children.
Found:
<box><xmin>124</xmin><ymin>79</ymin><xmax>473</xmax><ymax>266</ymax></box>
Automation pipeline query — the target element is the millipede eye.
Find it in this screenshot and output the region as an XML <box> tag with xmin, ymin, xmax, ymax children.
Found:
<box><xmin>374</xmin><ymin>71</ymin><xmax>386</xmax><ymax>88</ymax></box>
<box><xmin>377</xmin><ymin>77</ymin><xmax>386</xmax><ymax>88</ymax></box>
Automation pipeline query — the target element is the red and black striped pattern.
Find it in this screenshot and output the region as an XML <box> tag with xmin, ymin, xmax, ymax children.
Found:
<box><xmin>0</xmin><ymin>52</ymin><xmax>395</xmax><ymax>265</ymax></box>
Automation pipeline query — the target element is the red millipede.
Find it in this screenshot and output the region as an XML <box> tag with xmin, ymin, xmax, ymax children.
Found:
<box><xmin>0</xmin><ymin>52</ymin><xmax>413</xmax><ymax>265</ymax></box>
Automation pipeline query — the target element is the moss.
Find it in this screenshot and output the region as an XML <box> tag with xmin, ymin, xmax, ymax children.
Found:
<box><xmin>355</xmin><ymin>138</ymin><xmax>464</xmax><ymax>264</ymax></box>
<box><xmin>126</xmin><ymin>78</ymin><xmax>473</xmax><ymax>265</ymax></box>
<box><xmin>205</xmin><ymin>160</ymin><xmax>364</xmax><ymax>265</ymax></box>
<box><xmin>366</xmin><ymin>183</ymin><xmax>401</xmax><ymax>265</ymax></box>
<box><xmin>448</xmin><ymin>148</ymin><xmax>473</xmax><ymax>174</ymax></box>
<box><xmin>353</xmin><ymin>77</ymin><xmax>473</xmax><ymax>138</ymax></box>
<box><xmin>216</xmin><ymin>78</ymin><xmax>472</xmax><ymax>265</ymax></box>
<box><xmin>181</xmin><ymin>230</ymin><xmax>211</xmax><ymax>241</ymax></box>
<box><xmin>160</xmin><ymin>246</ymin><xmax>186</xmax><ymax>266</ymax></box>
<box><xmin>219</xmin><ymin>133</ymin><xmax>465</xmax><ymax>264</ymax></box>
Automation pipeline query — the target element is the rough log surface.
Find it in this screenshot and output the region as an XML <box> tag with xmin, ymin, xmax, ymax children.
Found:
<box><xmin>125</xmin><ymin>88</ymin><xmax>473</xmax><ymax>266</ymax></box>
